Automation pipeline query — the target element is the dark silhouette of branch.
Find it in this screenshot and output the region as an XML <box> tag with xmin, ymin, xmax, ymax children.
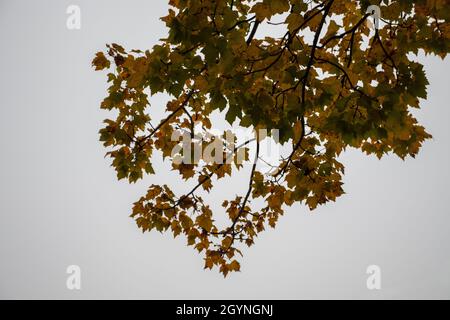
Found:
<box><xmin>144</xmin><ymin>90</ymin><xmax>194</xmax><ymax>141</ymax></box>
<box><xmin>275</xmin><ymin>0</ymin><xmax>334</xmax><ymax>180</ymax></box>
<box><xmin>246</xmin><ymin>20</ymin><xmax>260</xmax><ymax>45</ymax></box>
<box><xmin>228</xmin><ymin>16</ymin><xmax>256</xmax><ymax>31</ymax></box>
<box><xmin>375</xmin><ymin>30</ymin><xmax>398</xmax><ymax>70</ymax></box>
<box><xmin>175</xmin><ymin>139</ymin><xmax>255</xmax><ymax>208</ymax></box>
<box><xmin>320</xmin><ymin>13</ymin><xmax>370</xmax><ymax>48</ymax></box>
<box><xmin>221</xmin><ymin>137</ymin><xmax>260</xmax><ymax>254</ymax></box>
<box><xmin>315</xmin><ymin>58</ymin><xmax>377</xmax><ymax>100</ymax></box>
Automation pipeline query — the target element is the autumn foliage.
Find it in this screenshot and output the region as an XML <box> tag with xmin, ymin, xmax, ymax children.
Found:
<box><xmin>93</xmin><ymin>0</ymin><xmax>449</xmax><ymax>276</ymax></box>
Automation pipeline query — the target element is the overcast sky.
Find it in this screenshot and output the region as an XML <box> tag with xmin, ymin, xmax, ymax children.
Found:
<box><xmin>0</xmin><ymin>0</ymin><xmax>449</xmax><ymax>299</ymax></box>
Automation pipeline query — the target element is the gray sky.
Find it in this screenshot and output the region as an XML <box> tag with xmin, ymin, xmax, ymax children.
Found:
<box><xmin>0</xmin><ymin>0</ymin><xmax>449</xmax><ymax>299</ymax></box>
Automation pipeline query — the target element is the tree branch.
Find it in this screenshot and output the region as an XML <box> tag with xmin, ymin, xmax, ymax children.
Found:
<box><xmin>175</xmin><ymin>139</ymin><xmax>255</xmax><ymax>208</ymax></box>
<box><xmin>275</xmin><ymin>0</ymin><xmax>334</xmax><ymax>180</ymax></box>
<box><xmin>144</xmin><ymin>90</ymin><xmax>194</xmax><ymax>141</ymax></box>
<box><xmin>221</xmin><ymin>136</ymin><xmax>260</xmax><ymax>254</ymax></box>
<box><xmin>246</xmin><ymin>20</ymin><xmax>260</xmax><ymax>45</ymax></box>
<box><xmin>320</xmin><ymin>13</ymin><xmax>370</xmax><ymax>48</ymax></box>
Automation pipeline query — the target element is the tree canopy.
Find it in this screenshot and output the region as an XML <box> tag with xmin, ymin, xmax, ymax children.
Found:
<box><xmin>93</xmin><ymin>0</ymin><xmax>449</xmax><ymax>276</ymax></box>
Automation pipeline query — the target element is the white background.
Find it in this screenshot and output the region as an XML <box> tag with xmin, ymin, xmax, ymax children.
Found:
<box><xmin>0</xmin><ymin>0</ymin><xmax>449</xmax><ymax>299</ymax></box>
